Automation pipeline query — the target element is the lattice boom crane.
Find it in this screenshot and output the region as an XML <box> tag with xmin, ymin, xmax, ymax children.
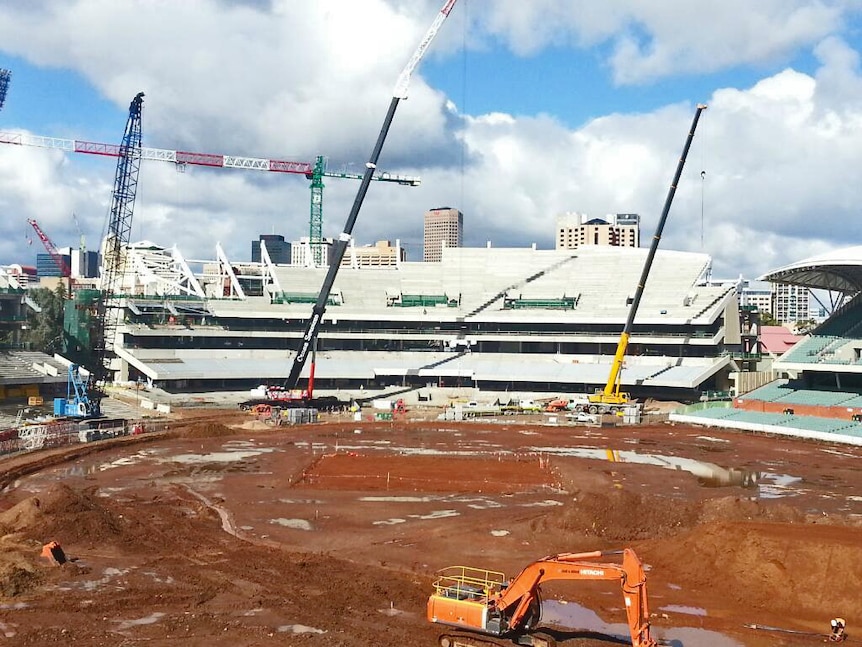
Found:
<box><xmin>0</xmin><ymin>68</ymin><xmax>11</xmax><ymax>112</ymax></box>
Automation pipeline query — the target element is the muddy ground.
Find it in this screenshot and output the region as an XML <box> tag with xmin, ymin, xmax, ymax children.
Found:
<box><xmin>0</xmin><ymin>407</ymin><xmax>860</xmax><ymax>646</ymax></box>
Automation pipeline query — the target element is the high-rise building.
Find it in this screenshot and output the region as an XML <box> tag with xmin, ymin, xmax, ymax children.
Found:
<box><xmin>291</xmin><ymin>236</ymin><xmax>335</xmax><ymax>267</ymax></box>
<box><xmin>251</xmin><ymin>234</ymin><xmax>291</xmax><ymax>264</ymax></box>
<box><xmin>36</xmin><ymin>252</ymin><xmax>70</xmax><ymax>277</ymax></box>
<box><xmin>739</xmin><ymin>280</ymin><xmax>773</xmax><ymax>317</ymax></box>
<box><xmin>773</xmin><ymin>282</ymin><xmax>810</xmax><ymax>326</ymax></box>
<box><xmin>556</xmin><ymin>212</ymin><xmax>640</xmax><ymax>249</ymax></box>
<box><xmin>423</xmin><ymin>207</ymin><xmax>463</xmax><ymax>262</ymax></box>
<box><xmin>69</xmin><ymin>250</ymin><xmax>99</xmax><ymax>278</ymax></box>
<box><xmin>342</xmin><ymin>240</ymin><xmax>406</xmax><ymax>268</ymax></box>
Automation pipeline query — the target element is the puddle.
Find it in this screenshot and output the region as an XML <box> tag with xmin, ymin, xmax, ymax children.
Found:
<box><xmin>163</xmin><ymin>449</ymin><xmax>274</xmax><ymax>464</ymax></box>
<box><xmin>757</xmin><ymin>473</ymin><xmax>804</xmax><ymax>498</ymax></box>
<box><xmin>490</xmin><ymin>529</ymin><xmax>510</xmax><ymax>536</ymax></box>
<box><xmin>661</xmin><ymin>604</ymin><xmax>707</xmax><ymax>616</ymax></box>
<box><xmin>520</xmin><ymin>499</ymin><xmax>564</xmax><ymax>507</ymax></box>
<box><xmin>115</xmin><ymin>612</ymin><xmax>165</xmax><ymax>631</ymax></box>
<box><xmin>270</xmin><ymin>518</ymin><xmax>312</xmax><ymax>530</ymax></box>
<box><xmin>528</xmin><ymin>446</ymin><xmax>768</xmax><ymax>492</ymax></box>
<box><xmin>542</xmin><ymin>600</ymin><xmax>742</xmax><ymax>646</ymax></box>
<box><xmin>278</xmin><ymin>624</ymin><xmax>326</xmax><ymax>634</ymax></box>
<box><xmin>359</xmin><ymin>494</ymin><xmax>503</xmax><ymax>509</ymax></box>
<box><xmin>51</xmin><ymin>567</ymin><xmax>131</xmax><ymax>592</ymax></box>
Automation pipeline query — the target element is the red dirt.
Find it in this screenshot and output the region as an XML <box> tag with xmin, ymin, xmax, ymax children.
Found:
<box><xmin>0</xmin><ymin>414</ymin><xmax>860</xmax><ymax>646</ymax></box>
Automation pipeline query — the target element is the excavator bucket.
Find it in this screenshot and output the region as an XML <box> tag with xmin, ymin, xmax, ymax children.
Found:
<box><xmin>40</xmin><ymin>540</ymin><xmax>67</xmax><ymax>565</ymax></box>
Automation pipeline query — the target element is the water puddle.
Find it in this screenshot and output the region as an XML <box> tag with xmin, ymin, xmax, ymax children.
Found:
<box><xmin>542</xmin><ymin>600</ymin><xmax>742</xmax><ymax>646</ymax></box>
<box><xmin>661</xmin><ymin>604</ymin><xmax>707</xmax><ymax>616</ymax></box>
<box><xmin>525</xmin><ymin>446</ymin><xmax>793</xmax><ymax>495</ymax></box>
<box><xmin>270</xmin><ymin>518</ymin><xmax>312</xmax><ymax>530</ymax></box>
<box><xmin>278</xmin><ymin>624</ymin><xmax>326</xmax><ymax>634</ymax></box>
<box><xmin>115</xmin><ymin>612</ymin><xmax>165</xmax><ymax>631</ymax></box>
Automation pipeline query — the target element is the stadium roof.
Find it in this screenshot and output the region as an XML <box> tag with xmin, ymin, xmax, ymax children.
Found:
<box><xmin>759</xmin><ymin>246</ymin><xmax>862</xmax><ymax>293</ymax></box>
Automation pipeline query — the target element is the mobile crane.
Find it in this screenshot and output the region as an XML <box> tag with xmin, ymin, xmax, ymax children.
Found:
<box><xmin>427</xmin><ymin>548</ymin><xmax>656</xmax><ymax>647</ymax></box>
<box><xmin>282</xmin><ymin>0</ymin><xmax>458</xmax><ymax>394</ymax></box>
<box><xmin>586</xmin><ymin>104</ymin><xmax>707</xmax><ymax>415</ymax></box>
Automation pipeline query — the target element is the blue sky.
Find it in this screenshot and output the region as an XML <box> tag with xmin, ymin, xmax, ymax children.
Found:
<box><xmin>3</xmin><ymin>0</ymin><xmax>862</xmax><ymax>283</ymax></box>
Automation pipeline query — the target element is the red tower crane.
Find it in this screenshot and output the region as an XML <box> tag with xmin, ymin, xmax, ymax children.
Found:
<box><xmin>27</xmin><ymin>218</ymin><xmax>71</xmax><ymax>277</ymax></box>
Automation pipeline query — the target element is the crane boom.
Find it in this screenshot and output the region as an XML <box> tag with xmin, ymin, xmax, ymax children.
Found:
<box><xmin>90</xmin><ymin>92</ymin><xmax>145</xmax><ymax>401</ymax></box>
<box><xmin>27</xmin><ymin>218</ymin><xmax>71</xmax><ymax>277</ymax></box>
<box><xmin>589</xmin><ymin>103</ymin><xmax>708</xmax><ymax>411</ymax></box>
<box><xmin>0</xmin><ymin>130</ymin><xmax>421</xmax><ymax>184</ymax></box>
<box><xmin>1</xmin><ymin>130</ymin><xmax>420</xmax><ymax>266</ymax></box>
<box><xmin>284</xmin><ymin>0</ymin><xmax>459</xmax><ymax>389</ymax></box>
<box><xmin>0</xmin><ymin>68</ymin><xmax>10</xmax><ymax>112</ymax></box>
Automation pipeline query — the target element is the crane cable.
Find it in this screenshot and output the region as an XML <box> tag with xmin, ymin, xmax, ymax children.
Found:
<box><xmin>699</xmin><ymin>107</ymin><xmax>707</xmax><ymax>251</ymax></box>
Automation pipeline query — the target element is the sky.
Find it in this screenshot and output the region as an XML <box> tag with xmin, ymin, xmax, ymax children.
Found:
<box><xmin>2</xmin><ymin>0</ymin><xmax>862</xmax><ymax>281</ymax></box>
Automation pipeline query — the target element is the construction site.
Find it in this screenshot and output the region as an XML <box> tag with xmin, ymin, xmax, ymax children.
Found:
<box><xmin>1</xmin><ymin>3</ymin><xmax>862</xmax><ymax>646</ymax></box>
<box><xmin>0</xmin><ymin>405</ymin><xmax>860</xmax><ymax>647</ymax></box>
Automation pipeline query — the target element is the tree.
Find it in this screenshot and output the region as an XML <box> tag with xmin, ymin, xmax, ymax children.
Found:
<box><xmin>759</xmin><ymin>311</ymin><xmax>779</xmax><ymax>327</ymax></box>
<box><xmin>23</xmin><ymin>284</ymin><xmax>67</xmax><ymax>354</ymax></box>
<box><xmin>794</xmin><ymin>319</ymin><xmax>818</xmax><ymax>335</ymax></box>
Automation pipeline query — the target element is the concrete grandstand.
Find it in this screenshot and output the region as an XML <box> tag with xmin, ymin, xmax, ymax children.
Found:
<box><xmin>671</xmin><ymin>246</ymin><xmax>862</xmax><ymax>446</ymax></box>
<box><xmin>89</xmin><ymin>240</ymin><xmax>751</xmax><ymax>402</ymax></box>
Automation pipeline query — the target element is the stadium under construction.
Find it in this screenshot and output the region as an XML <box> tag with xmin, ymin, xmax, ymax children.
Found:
<box><xmin>61</xmin><ymin>240</ymin><xmax>756</xmax><ymax>401</ymax></box>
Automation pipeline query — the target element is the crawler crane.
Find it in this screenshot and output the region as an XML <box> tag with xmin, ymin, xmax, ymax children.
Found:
<box><xmin>587</xmin><ymin>104</ymin><xmax>707</xmax><ymax>415</ymax></box>
<box><xmin>427</xmin><ymin>548</ymin><xmax>656</xmax><ymax>647</ymax></box>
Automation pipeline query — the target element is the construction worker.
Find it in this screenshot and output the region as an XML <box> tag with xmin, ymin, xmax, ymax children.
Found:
<box><xmin>830</xmin><ymin>618</ymin><xmax>847</xmax><ymax>642</ymax></box>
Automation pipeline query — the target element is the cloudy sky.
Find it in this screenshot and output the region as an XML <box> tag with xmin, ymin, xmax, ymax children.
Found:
<box><xmin>2</xmin><ymin>0</ymin><xmax>862</xmax><ymax>280</ymax></box>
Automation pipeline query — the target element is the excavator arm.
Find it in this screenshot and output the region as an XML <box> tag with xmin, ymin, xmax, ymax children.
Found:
<box><xmin>428</xmin><ymin>548</ymin><xmax>656</xmax><ymax>647</ymax></box>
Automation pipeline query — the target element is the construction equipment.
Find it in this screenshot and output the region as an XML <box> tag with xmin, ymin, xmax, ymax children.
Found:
<box><xmin>0</xmin><ymin>136</ymin><xmax>419</xmax><ymax>268</ymax></box>
<box><xmin>53</xmin><ymin>364</ymin><xmax>97</xmax><ymax>418</ymax></box>
<box><xmin>87</xmin><ymin>91</ymin><xmax>145</xmax><ymax>414</ymax></box>
<box><xmin>427</xmin><ymin>548</ymin><xmax>656</xmax><ymax>647</ymax></box>
<box><xmin>0</xmin><ymin>68</ymin><xmax>10</xmax><ymax>113</ymax></box>
<box><xmin>586</xmin><ymin>104</ymin><xmax>707</xmax><ymax>415</ymax></box>
<box><xmin>284</xmin><ymin>0</ymin><xmax>459</xmax><ymax>393</ymax></box>
<box><xmin>27</xmin><ymin>218</ymin><xmax>71</xmax><ymax>277</ymax></box>
<box><xmin>40</xmin><ymin>540</ymin><xmax>67</xmax><ymax>566</ymax></box>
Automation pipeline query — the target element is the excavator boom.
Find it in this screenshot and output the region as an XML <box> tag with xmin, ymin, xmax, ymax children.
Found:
<box><xmin>428</xmin><ymin>548</ymin><xmax>656</xmax><ymax>647</ymax></box>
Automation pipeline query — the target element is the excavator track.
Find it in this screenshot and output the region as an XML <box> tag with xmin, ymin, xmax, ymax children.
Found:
<box><xmin>438</xmin><ymin>631</ymin><xmax>556</xmax><ymax>647</ymax></box>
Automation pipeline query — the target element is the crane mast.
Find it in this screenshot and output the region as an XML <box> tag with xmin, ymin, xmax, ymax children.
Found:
<box><xmin>589</xmin><ymin>103</ymin><xmax>708</xmax><ymax>412</ymax></box>
<box><xmin>284</xmin><ymin>0</ymin><xmax>459</xmax><ymax>389</ymax></box>
<box><xmin>90</xmin><ymin>92</ymin><xmax>145</xmax><ymax>402</ymax></box>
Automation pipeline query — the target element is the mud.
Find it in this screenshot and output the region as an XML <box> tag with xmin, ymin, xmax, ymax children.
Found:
<box><xmin>0</xmin><ymin>413</ymin><xmax>860</xmax><ymax>646</ymax></box>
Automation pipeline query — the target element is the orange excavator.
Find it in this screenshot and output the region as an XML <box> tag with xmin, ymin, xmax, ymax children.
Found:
<box><xmin>427</xmin><ymin>548</ymin><xmax>656</xmax><ymax>647</ymax></box>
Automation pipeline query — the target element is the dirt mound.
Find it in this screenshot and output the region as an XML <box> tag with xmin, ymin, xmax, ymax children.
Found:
<box><xmin>173</xmin><ymin>421</ymin><xmax>238</xmax><ymax>439</ymax></box>
<box><xmin>22</xmin><ymin>483</ymin><xmax>125</xmax><ymax>546</ymax></box>
<box><xmin>699</xmin><ymin>494</ymin><xmax>808</xmax><ymax>524</ymax></box>
<box><xmin>643</xmin><ymin>521</ymin><xmax>862</xmax><ymax>624</ymax></box>
<box><xmin>542</xmin><ymin>489</ymin><xmax>700</xmax><ymax>541</ymax></box>
<box><xmin>0</xmin><ymin>496</ymin><xmax>43</xmax><ymax>534</ymax></box>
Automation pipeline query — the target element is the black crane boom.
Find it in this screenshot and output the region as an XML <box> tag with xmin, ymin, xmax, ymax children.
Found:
<box><xmin>284</xmin><ymin>0</ymin><xmax>459</xmax><ymax>390</ymax></box>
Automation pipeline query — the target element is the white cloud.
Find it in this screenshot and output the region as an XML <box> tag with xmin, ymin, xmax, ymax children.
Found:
<box><xmin>2</xmin><ymin>0</ymin><xmax>862</xmax><ymax>284</ymax></box>
<box><xmin>464</xmin><ymin>0</ymin><xmax>848</xmax><ymax>83</ymax></box>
